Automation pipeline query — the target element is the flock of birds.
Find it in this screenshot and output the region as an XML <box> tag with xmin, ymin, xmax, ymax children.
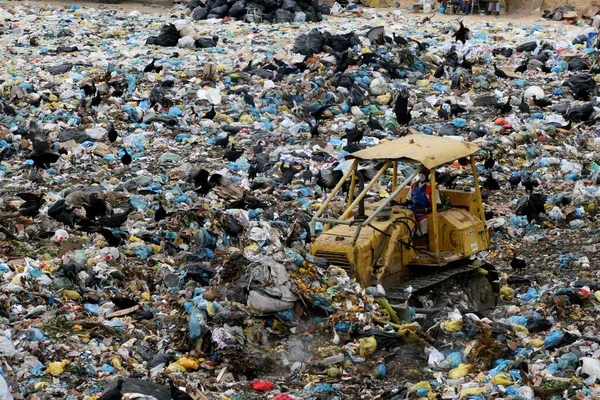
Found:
<box><xmin>0</xmin><ymin>18</ymin><xmax>586</xmax><ymax>251</ymax></box>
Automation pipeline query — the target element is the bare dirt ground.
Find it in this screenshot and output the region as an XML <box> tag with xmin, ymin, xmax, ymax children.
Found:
<box><xmin>8</xmin><ymin>0</ymin><xmax>579</xmax><ymax>26</ymax></box>
<box><xmin>8</xmin><ymin>0</ymin><xmax>175</xmax><ymax>14</ymax></box>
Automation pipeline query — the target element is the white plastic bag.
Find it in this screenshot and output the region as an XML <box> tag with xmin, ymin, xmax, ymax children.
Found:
<box><xmin>580</xmin><ymin>357</ymin><xmax>600</xmax><ymax>383</ymax></box>
<box><xmin>427</xmin><ymin>348</ymin><xmax>445</xmax><ymax>368</ymax></box>
<box><xmin>0</xmin><ymin>376</ymin><xmax>13</xmax><ymax>400</ymax></box>
<box><xmin>331</xmin><ymin>2</ymin><xmax>344</xmax><ymax>15</ymax></box>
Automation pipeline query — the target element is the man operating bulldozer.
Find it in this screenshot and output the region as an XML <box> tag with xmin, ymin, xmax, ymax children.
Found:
<box><xmin>406</xmin><ymin>168</ymin><xmax>441</xmax><ymax>236</ymax></box>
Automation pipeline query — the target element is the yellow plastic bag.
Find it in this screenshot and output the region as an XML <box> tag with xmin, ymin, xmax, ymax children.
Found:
<box><xmin>513</xmin><ymin>325</ymin><xmax>529</xmax><ymax>336</ymax></box>
<box><xmin>398</xmin><ymin>323</ymin><xmax>421</xmax><ymax>344</ymax></box>
<box><xmin>449</xmin><ymin>363</ymin><xmax>470</xmax><ymax>378</ymax></box>
<box><xmin>359</xmin><ymin>336</ymin><xmax>377</xmax><ymax>358</ymax></box>
<box><xmin>62</xmin><ymin>290</ymin><xmax>81</xmax><ymax>300</ymax></box>
<box><xmin>529</xmin><ymin>338</ymin><xmax>544</xmax><ymax>348</ymax></box>
<box><xmin>500</xmin><ymin>286</ymin><xmax>515</xmax><ymax>299</ymax></box>
<box><xmin>491</xmin><ymin>372</ymin><xmax>513</xmax><ymax>385</ymax></box>
<box><xmin>410</xmin><ymin>381</ymin><xmax>431</xmax><ymax>392</ymax></box>
<box><xmin>177</xmin><ymin>356</ymin><xmax>200</xmax><ymax>370</ymax></box>
<box><xmin>166</xmin><ymin>362</ymin><xmax>186</xmax><ymax>373</ymax></box>
<box><xmin>443</xmin><ymin>320</ymin><xmax>463</xmax><ymax>332</ymax></box>
<box><xmin>460</xmin><ymin>387</ymin><xmax>485</xmax><ymax>398</ymax></box>
<box><xmin>47</xmin><ymin>360</ymin><xmax>69</xmax><ymax>376</ymax></box>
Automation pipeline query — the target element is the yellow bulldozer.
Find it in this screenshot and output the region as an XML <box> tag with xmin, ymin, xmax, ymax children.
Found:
<box><xmin>310</xmin><ymin>134</ymin><xmax>498</xmax><ymax>311</ymax></box>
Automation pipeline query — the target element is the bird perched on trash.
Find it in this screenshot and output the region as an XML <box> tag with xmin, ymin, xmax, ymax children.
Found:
<box><xmin>317</xmin><ymin>168</ymin><xmax>344</xmax><ymax>194</ymax></box>
<box><xmin>394</xmin><ymin>88</ymin><xmax>411</xmax><ymax>126</ymax></box>
<box><xmin>433</xmin><ymin>64</ymin><xmax>445</xmax><ymax>79</ymax></box>
<box><xmin>516</xmin><ymin>193</ymin><xmax>547</xmax><ymax>223</ymax></box>
<box><xmin>493</xmin><ymin>64</ymin><xmax>509</xmax><ymax>79</ymax></box>
<box><xmin>531</xmin><ymin>95</ymin><xmax>551</xmax><ymax>109</ymax></box>
<box><xmin>446</xmin><ymin>100</ymin><xmax>466</xmax><ymax>116</ymax></box>
<box><xmin>143</xmin><ymin>58</ymin><xmax>162</xmax><ymax>73</ymax></box>
<box><xmin>82</xmin><ymin>192</ymin><xmax>113</xmax><ymax>220</ymax></box>
<box><xmin>514</xmin><ymin>60</ymin><xmax>528</xmax><ymax>74</ymax></box>
<box><xmin>191</xmin><ymin>169</ymin><xmax>211</xmax><ymax>195</ymax></box>
<box><xmin>510</xmin><ymin>252</ymin><xmax>527</xmax><ymax>275</ymax></box>
<box><xmin>482</xmin><ymin>174</ymin><xmax>500</xmax><ymax>190</ymax></box>
<box><xmin>252</xmin><ymin>140</ymin><xmax>264</xmax><ymax>155</ymax></box>
<box><xmin>500</xmin><ymin>95</ymin><xmax>512</xmax><ymax>115</ymax></box>
<box><xmin>302</xmin><ymin>165</ymin><xmax>313</xmax><ymax>184</ymax></box>
<box><xmin>81</xmin><ymin>81</ymin><xmax>96</xmax><ymax>97</ymax></box>
<box><xmin>28</xmin><ymin>120</ymin><xmax>60</xmax><ymax>169</ymax></box>
<box><xmin>47</xmin><ymin>199</ymin><xmax>80</xmax><ymax>227</ymax></box>
<box><xmin>435</xmin><ymin>171</ymin><xmax>458</xmax><ymax>188</ymax></box>
<box><xmin>509</xmin><ymin>172</ymin><xmax>521</xmax><ymax>189</ymax></box>
<box><xmin>202</xmin><ymin>104</ymin><xmax>216</xmax><ymax>120</ymax></box>
<box><xmin>155</xmin><ymin>202</ymin><xmax>167</xmax><ymax>222</ymax></box>
<box><xmin>107</xmin><ymin>123</ymin><xmax>118</xmax><ymax>143</ymax></box>
<box><xmin>2</xmin><ymin>102</ymin><xmax>17</xmax><ymax>116</ymax></box>
<box><xmin>224</xmin><ymin>143</ymin><xmax>243</xmax><ymax>162</ymax></box>
<box><xmin>90</xmin><ymin>90</ymin><xmax>102</xmax><ymax>107</ymax></box>
<box><xmin>367</xmin><ymin>115</ymin><xmax>384</xmax><ymax>131</ymax></box>
<box><xmin>243</xmin><ymin>92</ymin><xmax>255</xmax><ymax>107</ymax></box>
<box><xmin>484</xmin><ymin>152</ymin><xmax>495</xmax><ymax>169</ymax></box>
<box><xmin>310</xmin><ymin>104</ymin><xmax>330</xmax><ymax>121</ymax></box>
<box><xmin>17</xmin><ymin>192</ymin><xmax>45</xmax><ymax>218</ymax></box>
<box><xmin>248</xmin><ymin>163</ymin><xmax>257</xmax><ymax>182</ymax></box>
<box><xmin>81</xmin><ymin>226</ymin><xmax>122</xmax><ymax>247</ymax></box>
<box><xmin>99</xmin><ymin>379</ymin><xmax>124</xmax><ymax>400</ymax></box>
<box><xmin>518</xmin><ymin>95</ymin><xmax>530</xmax><ymax>114</ymax></box>
<box><xmin>453</xmin><ymin>20</ymin><xmax>471</xmax><ymax>44</ymax></box>
<box><xmin>461</xmin><ymin>57</ymin><xmax>474</xmax><ymax>71</ymax></box>
<box><xmin>97</xmin><ymin>207</ymin><xmax>133</xmax><ymax>228</ymax></box>
<box><xmin>342</xmin><ymin>126</ymin><xmax>364</xmax><ymax>144</ymax></box>
<box><xmin>226</xmin><ymin>193</ymin><xmax>268</xmax><ymax>210</ymax></box>
<box><xmin>111</xmin><ymin>296</ymin><xmax>138</xmax><ymax>309</ymax></box>
<box><xmin>121</xmin><ymin>149</ymin><xmax>132</xmax><ymax>166</ymax></box>
<box><xmin>421</xmin><ymin>12</ymin><xmax>435</xmax><ymax>24</ymax></box>
<box><xmin>523</xmin><ymin>177</ymin><xmax>539</xmax><ymax>193</ymax></box>
<box><xmin>170</xmin><ymin>381</ymin><xmax>194</xmax><ymax>400</ymax></box>
<box><xmin>437</xmin><ymin>103</ymin><xmax>450</xmax><ymax>120</ymax></box>
<box><xmin>214</xmin><ymin>134</ymin><xmax>230</xmax><ymax>148</ymax></box>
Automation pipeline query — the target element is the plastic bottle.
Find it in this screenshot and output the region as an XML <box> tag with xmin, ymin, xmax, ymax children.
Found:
<box><xmin>321</xmin><ymin>353</ymin><xmax>345</xmax><ymax>365</ymax></box>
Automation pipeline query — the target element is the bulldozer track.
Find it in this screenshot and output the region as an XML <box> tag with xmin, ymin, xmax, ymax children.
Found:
<box><xmin>386</xmin><ymin>263</ymin><xmax>482</xmax><ymax>302</ymax></box>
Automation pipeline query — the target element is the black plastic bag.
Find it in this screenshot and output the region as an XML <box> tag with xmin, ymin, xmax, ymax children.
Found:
<box><xmin>195</xmin><ymin>36</ymin><xmax>219</xmax><ymax>49</ymax></box>
<box><xmin>292</xmin><ymin>29</ymin><xmax>325</xmax><ymax>55</ymax></box>
<box><xmin>282</xmin><ymin>0</ymin><xmax>298</xmax><ymax>11</ymax></box>
<box><xmin>439</xmin><ymin>123</ymin><xmax>456</xmax><ymax>136</ymax></box>
<box><xmin>515</xmin><ymin>40</ymin><xmax>537</xmax><ymax>52</ymax></box>
<box><xmin>568</xmin><ymin>57</ymin><xmax>591</xmax><ymax>71</ymax></box>
<box><xmin>563</xmin><ymin>74</ymin><xmax>596</xmax><ymax>99</ymax></box>
<box><xmin>208</xmin><ymin>4</ymin><xmax>230</xmax><ymax>17</ymax></box>
<box><xmin>229</xmin><ymin>0</ymin><xmax>246</xmax><ymax>17</ymax></box>
<box><xmin>186</xmin><ymin>0</ymin><xmax>202</xmax><ymax>10</ymax></box>
<box><xmin>566</xmin><ymin>102</ymin><xmax>595</xmax><ymax>122</ymax></box>
<box><xmin>331</xmin><ymin>74</ymin><xmax>354</xmax><ymax>88</ymax></box>
<box><xmin>526</xmin><ymin>317</ymin><xmax>552</xmax><ymax>333</ymax></box>
<box><xmin>192</xmin><ymin>6</ymin><xmax>209</xmax><ymax>20</ymax></box>
<box><xmin>274</xmin><ymin>8</ymin><xmax>293</xmax><ymax>22</ymax></box>
<box><xmin>146</xmin><ymin>23</ymin><xmax>180</xmax><ymax>47</ymax></box>
<box><xmin>264</xmin><ymin>0</ymin><xmax>281</xmax><ymax>9</ymax></box>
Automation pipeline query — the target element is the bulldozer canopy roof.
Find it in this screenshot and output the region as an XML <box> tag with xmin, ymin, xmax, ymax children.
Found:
<box><xmin>346</xmin><ymin>134</ymin><xmax>480</xmax><ymax>169</ymax></box>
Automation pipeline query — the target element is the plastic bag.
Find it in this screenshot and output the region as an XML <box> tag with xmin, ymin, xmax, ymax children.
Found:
<box><xmin>580</xmin><ymin>357</ymin><xmax>600</xmax><ymax>382</ymax></box>
<box><xmin>359</xmin><ymin>336</ymin><xmax>377</xmax><ymax>357</ymax></box>
<box><xmin>0</xmin><ymin>376</ymin><xmax>13</xmax><ymax>400</ymax></box>
<box><xmin>427</xmin><ymin>348</ymin><xmax>445</xmax><ymax>368</ymax></box>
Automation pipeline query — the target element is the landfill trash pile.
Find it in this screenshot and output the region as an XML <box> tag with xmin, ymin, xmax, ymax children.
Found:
<box><xmin>2</xmin><ymin>1</ymin><xmax>600</xmax><ymax>399</ymax></box>
<box><xmin>185</xmin><ymin>0</ymin><xmax>329</xmax><ymax>23</ymax></box>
